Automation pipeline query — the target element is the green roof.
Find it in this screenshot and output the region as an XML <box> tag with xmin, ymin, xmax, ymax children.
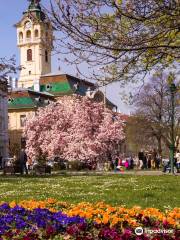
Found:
<box><xmin>8</xmin><ymin>97</ymin><xmax>35</xmax><ymax>109</ymax></box>
<box><xmin>40</xmin><ymin>82</ymin><xmax>72</xmax><ymax>95</ymax></box>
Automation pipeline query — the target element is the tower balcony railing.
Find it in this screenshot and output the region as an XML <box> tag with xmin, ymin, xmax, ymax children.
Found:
<box><xmin>34</xmin><ymin>37</ymin><xmax>39</xmax><ymax>41</ymax></box>
<box><xmin>26</xmin><ymin>38</ymin><xmax>32</xmax><ymax>43</ymax></box>
<box><xmin>18</xmin><ymin>37</ymin><xmax>51</xmax><ymax>44</ymax></box>
<box><xmin>19</xmin><ymin>39</ymin><xmax>23</xmax><ymax>44</ymax></box>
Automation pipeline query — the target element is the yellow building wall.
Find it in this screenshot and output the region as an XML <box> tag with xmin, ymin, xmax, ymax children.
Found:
<box><xmin>8</xmin><ymin>109</ymin><xmax>35</xmax><ymax>156</ymax></box>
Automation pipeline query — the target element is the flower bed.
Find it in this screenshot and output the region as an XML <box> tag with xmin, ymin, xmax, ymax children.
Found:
<box><xmin>0</xmin><ymin>199</ymin><xmax>179</xmax><ymax>239</ymax></box>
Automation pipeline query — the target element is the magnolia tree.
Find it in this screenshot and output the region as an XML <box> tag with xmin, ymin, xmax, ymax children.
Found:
<box><xmin>24</xmin><ymin>95</ymin><xmax>125</xmax><ymax>163</ymax></box>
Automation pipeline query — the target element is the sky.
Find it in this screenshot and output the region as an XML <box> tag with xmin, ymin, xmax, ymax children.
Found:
<box><xmin>0</xmin><ymin>0</ymin><xmax>135</xmax><ymax>114</ymax></box>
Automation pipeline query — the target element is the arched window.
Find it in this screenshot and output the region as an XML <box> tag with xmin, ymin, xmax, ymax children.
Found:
<box><xmin>34</xmin><ymin>29</ymin><xmax>39</xmax><ymax>38</ymax></box>
<box><xmin>26</xmin><ymin>30</ymin><xmax>31</xmax><ymax>40</ymax></box>
<box><xmin>27</xmin><ymin>49</ymin><xmax>32</xmax><ymax>61</ymax></box>
<box><xmin>45</xmin><ymin>50</ymin><xmax>48</xmax><ymax>62</ymax></box>
<box><xmin>19</xmin><ymin>32</ymin><xmax>23</xmax><ymax>43</ymax></box>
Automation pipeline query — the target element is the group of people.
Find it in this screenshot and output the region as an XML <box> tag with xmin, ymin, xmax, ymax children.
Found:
<box><xmin>138</xmin><ymin>149</ymin><xmax>161</xmax><ymax>170</ymax></box>
<box><xmin>162</xmin><ymin>150</ymin><xmax>180</xmax><ymax>173</ymax></box>
<box><xmin>113</xmin><ymin>156</ymin><xmax>134</xmax><ymax>171</ymax></box>
<box><xmin>138</xmin><ymin>149</ymin><xmax>180</xmax><ymax>172</ymax></box>
<box><xmin>112</xmin><ymin>149</ymin><xmax>162</xmax><ymax>172</ymax></box>
<box><xmin>2</xmin><ymin>147</ymin><xmax>180</xmax><ymax>174</ymax></box>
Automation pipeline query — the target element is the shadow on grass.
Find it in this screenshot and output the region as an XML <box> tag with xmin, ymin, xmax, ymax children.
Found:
<box><xmin>0</xmin><ymin>170</ymin><xmax>121</xmax><ymax>178</ymax></box>
<box><xmin>0</xmin><ymin>170</ymin><xmax>178</xmax><ymax>180</ymax></box>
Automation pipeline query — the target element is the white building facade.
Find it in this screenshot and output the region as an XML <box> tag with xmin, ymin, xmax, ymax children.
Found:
<box><xmin>15</xmin><ymin>0</ymin><xmax>53</xmax><ymax>89</ymax></box>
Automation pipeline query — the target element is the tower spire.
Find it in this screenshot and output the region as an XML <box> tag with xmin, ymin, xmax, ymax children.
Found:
<box><xmin>25</xmin><ymin>0</ymin><xmax>45</xmax><ymax>21</ymax></box>
<box><xmin>28</xmin><ymin>0</ymin><xmax>41</xmax><ymax>10</ymax></box>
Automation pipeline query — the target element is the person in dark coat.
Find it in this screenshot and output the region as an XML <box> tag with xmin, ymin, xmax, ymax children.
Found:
<box><xmin>19</xmin><ymin>148</ymin><xmax>28</xmax><ymax>175</ymax></box>
<box><xmin>129</xmin><ymin>156</ymin><xmax>134</xmax><ymax>169</ymax></box>
<box><xmin>114</xmin><ymin>157</ymin><xmax>119</xmax><ymax>171</ymax></box>
<box><xmin>143</xmin><ymin>153</ymin><xmax>148</xmax><ymax>169</ymax></box>
<box><xmin>0</xmin><ymin>155</ymin><xmax>2</xmax><ymax>169</ymax></box>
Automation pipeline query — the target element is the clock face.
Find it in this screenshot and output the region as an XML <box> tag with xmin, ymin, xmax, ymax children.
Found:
<box><xmin>25</xmin><ymin>21</ymin><xmax>32</xmax><ymax>29</ymax></box>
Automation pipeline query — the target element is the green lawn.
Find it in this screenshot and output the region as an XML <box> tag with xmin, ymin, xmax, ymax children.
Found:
<box><xmin>0</xmin><ymin>174</ymin><xmax>179</xmax><ymax>210</ymax></box>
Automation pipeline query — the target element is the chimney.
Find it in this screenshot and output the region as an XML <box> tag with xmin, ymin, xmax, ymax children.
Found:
<box><xmin>34</xmin><ymin>79</ymin><xmax>40</xmax><ymax>92</ymax></box>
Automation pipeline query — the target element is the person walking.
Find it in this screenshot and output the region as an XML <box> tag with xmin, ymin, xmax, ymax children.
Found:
<box><xmin>152</xmin><ymin>149</ymin><xmax>157</xmax><ymax>169</ymax></box>
<box><xmin>156</xmin><ymin>154</ymin><xmax>161</xmax><ymax>169</ymax></box>
<box><xmin>19</xmin><ymin>148</ymin><xmax>28</xmax><ymax>175</ymax></box>
<box><xmin>124</xmin><ymin>159</ymin><xmax>129</xmax><ymax>170</ymax></box>
<box><xmin>113</xmin><ymin>157</ymin><xmax>119</xmax><ymax>172</ymax></box>
<box><xmin>142</xmin><ymin>153</ymin><xmax>148</xmax><ymax>169</ymax></box>
<box><xmin>147</xmin><ymin>152</ymin><xmax>152</xmax><ymax>169</ymax></box>
<box><xmin>138</xmin><ymin>150</ymin><xmax>144</xmax><ymax>170</ymax></box>
<box><xmin>175</xmin><ymin>150</ymin><xmax>180</xmax><ymax>173</ymax></box>
<box><xmin>129</xmin><ymin>156</ymin><xmax>134</xmax><ymax>169</ymax></box>
<box><xmin>0</xmin><ymin>155</ymin><xmax>2</xmax><ymax>170</ymax></box>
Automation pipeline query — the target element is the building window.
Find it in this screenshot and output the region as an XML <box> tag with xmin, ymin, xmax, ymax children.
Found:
<box><xmin>20</xmin><ymin>115</ymin><xmax>26</xmax><ymax>127</ymax></box>
<box><xmin>45</xmin><ymin>50</ymin><xmax>48</xmax><ymax>62</ymax></box>
<box><xmin>26</xmin><ymin>30</ymin><xmax>31</xmax><ymax>39</ymax></box>
<box><xmin>27</xmin><ymin>49</ymin><xmax>32</xmax><ymax>61</ymax></box>
<box><xmin>19</xmin><ymin>32</ymin><xmax>23</xmax><ymax>43</ymax></box>
<box><xmin>34</xmin><ymin>29</ymin><xmax>39</xmax><ymax>38</ymax></box>
<box><xmin>29</xmin><ymin>71</ymin><xmax>31</xmax><ymax>75</ymax></box>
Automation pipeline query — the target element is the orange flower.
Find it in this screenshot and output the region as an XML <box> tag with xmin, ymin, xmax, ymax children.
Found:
<box><xmin>102</xmin><ymin>214</ymin><xmax>109</xmax><ymax>224</ymax></box>
<box><xmin>9</xmin><ymin>201</ymin><xmax>16</xmax><ymax>208</ymax></box>
<box><xmin>1</xmin><ymin>199</ymin><xmax>179</xmax><ymax>229</ymax></box>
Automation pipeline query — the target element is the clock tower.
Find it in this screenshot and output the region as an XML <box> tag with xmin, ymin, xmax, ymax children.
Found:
<box><xmin>15</xmin><ymin>0</ymin><xmax>53</xmax><ymax>89</ymax></box>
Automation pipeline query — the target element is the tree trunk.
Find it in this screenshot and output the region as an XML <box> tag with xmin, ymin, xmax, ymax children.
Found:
<box><xmin>157</xmin><ymin>136</ymin><xmax>162</xmax><ymax>156</ymax></box>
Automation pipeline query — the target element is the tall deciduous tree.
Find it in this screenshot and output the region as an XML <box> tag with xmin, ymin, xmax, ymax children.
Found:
<box><xmin>132</xmin><ymin>72</ymin><xmax>180</xmax><ymax>155</ymax></box>
<box><xmin>47</xmin><ymin>0</ymin><xmax>180</xmax><ymax>84</ymax></box>
<box><xmin>24</xmin><ymin>95</ymin><xmax>125</xmax><ymax>162</ymax></box>
<box><xmin>125</xmin><ymin>115</ymin><xmax>157</xmax><ymax>154</ymax></box>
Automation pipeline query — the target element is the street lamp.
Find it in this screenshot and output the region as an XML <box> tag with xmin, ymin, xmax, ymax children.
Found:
<box><xmin>169</xmin><ymin>82</ymin><xmax>177</xmax><ymax>174</ymax></box>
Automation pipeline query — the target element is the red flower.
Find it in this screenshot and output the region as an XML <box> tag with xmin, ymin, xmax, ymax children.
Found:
<box><xmin>46</xmin><ymin>225</ymin><xmax>55</xmax><ymax>235</ymax></box>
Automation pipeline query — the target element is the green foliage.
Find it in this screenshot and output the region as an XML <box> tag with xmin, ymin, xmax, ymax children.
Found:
<box><xmin>49</xmin><ymin>0</ymin><xmax>180</xmax><ymax>83</ymax></box>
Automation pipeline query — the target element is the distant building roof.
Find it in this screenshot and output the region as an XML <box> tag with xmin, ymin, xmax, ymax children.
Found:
<box><xmin>41</xmin><ymin>71</ymin><xmax>65</xmax><ymax>77</ymax></box>
<box><xmin>8</xmin><ymin>74</ymin><xmax>117</xmax><ymax>111</ymax></box>
<box><xmin>8</xmin><ymin>88</ymin><xmax>54</xmax><ymax>110</ymax></box>
<box><xmin>40</xmin><ymin>73</ymin><xmax>96</xmax><ymax>97</ymax></box>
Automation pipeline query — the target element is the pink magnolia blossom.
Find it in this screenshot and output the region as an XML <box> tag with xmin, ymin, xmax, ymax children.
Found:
<box><xmin>24</xmin><ymin>95</ymin><xmax>125</xmax><ymax>163</ymax></box>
